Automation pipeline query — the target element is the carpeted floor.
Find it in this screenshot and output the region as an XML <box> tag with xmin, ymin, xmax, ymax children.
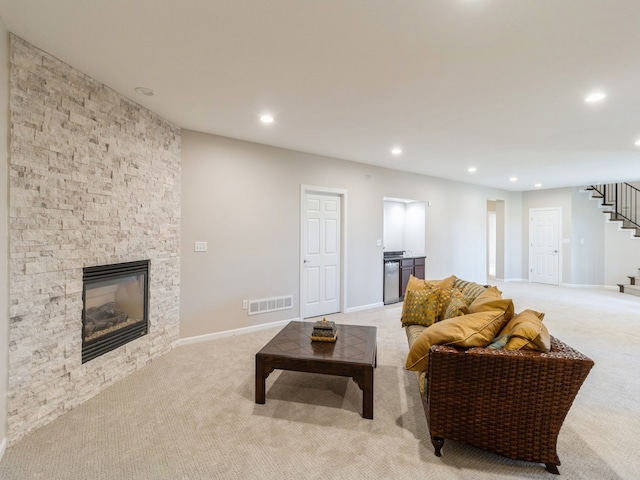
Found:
<box><xmin>0</xmin><ymin>281</ymin><xmax>638</xmax><ymax>479</ymax></box>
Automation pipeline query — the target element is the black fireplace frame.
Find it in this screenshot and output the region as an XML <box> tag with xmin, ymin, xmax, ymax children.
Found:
<box><xmin>82</xmin><ymin>260</ymin><xmax>150</xmax><ymax>363</ymax></box>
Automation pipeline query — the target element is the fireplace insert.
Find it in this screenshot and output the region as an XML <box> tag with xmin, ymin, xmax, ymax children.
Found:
<box><xmin>82</xmin><ymin>260</ymin><xmax>149</xmax><ymax>363</ymax></box>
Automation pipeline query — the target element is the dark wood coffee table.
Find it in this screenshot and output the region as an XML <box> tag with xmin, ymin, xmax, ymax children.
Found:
<box><xmin>255</xmin><ymin>321</ymin><xmax>377</xmax><ymax>419</ymax></box>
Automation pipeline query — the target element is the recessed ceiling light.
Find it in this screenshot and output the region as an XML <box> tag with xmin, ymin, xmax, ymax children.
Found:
<box><xmin>585</xmin><ymin>91</ymin><xmax>606</xmax><ymax>103</ymax></box>
<box><xmin>510</xmin><ymin>177</ymin><xmax>518</xmax><ymax>182</ymax></box>
<box><xmin>635</xmin><ymin>139</ymin><xmax>640</xmax><ymax>146</ymax></box>
<box><xmin>134</xmin><ymin>87</ymin><xmax>154</xmax><ymax>96</ymax></box>
<box><xmin>260</xmin><ymin>114</ymin><xmax>274</xmax><ymax>124</ymax></box>
<box><xmin>391</xmin><ymin>147</ymin><xmax>402</xmax><ymax>155</ymax></box>
<box><xmin>468</xmin><ymin>167</ymin><xmax>477</xmax><ymax>173</ymax></box>
<box><xmin>534</xmin><ymin>183</ymin><xmax>542</xmax><ymax>188</ymax></box>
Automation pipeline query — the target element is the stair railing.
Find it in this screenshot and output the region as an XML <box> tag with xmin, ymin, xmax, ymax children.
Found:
<box><xmin>589</xmin><ymin>183</ymin><xmax>640</xmax><ymax>231</ymax></box>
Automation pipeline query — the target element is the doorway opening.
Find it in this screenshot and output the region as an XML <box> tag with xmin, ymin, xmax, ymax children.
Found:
<box><xmin>487</xmin><ymin>199</ymin><xmax>505</xmax><ymax>281</ymax></box>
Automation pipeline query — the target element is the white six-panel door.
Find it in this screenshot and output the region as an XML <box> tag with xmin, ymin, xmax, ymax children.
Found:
<box><xmin>302</xmin><ymin>192</ymin><xmax>341</xmax><ymax>318</ymax></box>
<box><xmin>530</xmin><ymin>208</ymin><xmax>561</xmax><ymax>285</ymax></box>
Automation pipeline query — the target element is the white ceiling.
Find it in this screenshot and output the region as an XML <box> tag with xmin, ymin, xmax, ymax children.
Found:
<box><xmin>2</xmin><ymin>0</ymin><xmax>640</xmax><ymax>191</ymax></box>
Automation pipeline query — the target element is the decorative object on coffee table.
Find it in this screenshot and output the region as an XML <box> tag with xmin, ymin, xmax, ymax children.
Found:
<box><xmin>311</xmin><ymin>318</ymin><xmax>337</xmax><ymax>342</ymax></box>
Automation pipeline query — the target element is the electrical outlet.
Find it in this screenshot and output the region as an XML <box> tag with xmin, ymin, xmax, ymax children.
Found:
<box><xmin>194</xmin><ymin>241</ymin><xmax>208</xmax><ymax>252</ymax></box>
<box><xmin>242</xmin><ymin>300</ymin><xmax>248</xmax><ymax>310</ymax></box>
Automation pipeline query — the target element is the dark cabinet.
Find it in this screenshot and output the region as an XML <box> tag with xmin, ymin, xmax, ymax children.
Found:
<box><xmin>400</xmin><ymin>257</ymin><xmax>426</xmax><ymax>300</ymax></box>
<box><xmin>414</xmin><ymin>257</ymin><xmax>425</xmax><ymax>279</ymax></box>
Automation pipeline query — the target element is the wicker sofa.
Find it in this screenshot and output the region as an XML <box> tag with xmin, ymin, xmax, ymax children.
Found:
<box><xmin>403</xmin><ymin>278</ymin><xmax>594</xmax><ymax>474</ymax></box>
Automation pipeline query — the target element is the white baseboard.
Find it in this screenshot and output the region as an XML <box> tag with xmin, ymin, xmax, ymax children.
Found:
<box><xmin>0</xmin><ymin>437</ymin><xmax>6</xmax><ymax>462</ymax></box>
<box><xmin>345</xmin><ymin>302</ymin><xmax>384</xmax><ymax>314</ymax></box>
<box><xmin>174</xmin><ymin>300</ymin><xmax>395</xmax><ymax>348</ymax></box>
<box><xmin>173</xmin><ymin>317</ymin><xmax>297</xmax><ymax>348</ymax></box>
<box><xmin>173</xmin><ymin>302</ymin><xmax>390</xmax><ymax>348</ymax></box>
<box><xmin>560</xmin><ymin>282</ymin><xmax>611</xmax><ymax>288</ymax></box>
<box><xmin>500</xmin><ymin>278</ymin><xmax>529</xmax><ymax>283</ymax></box>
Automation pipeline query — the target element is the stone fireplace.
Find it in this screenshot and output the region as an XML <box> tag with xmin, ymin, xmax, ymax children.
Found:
<box><xmin>7</xmin><ymin>36</ymin><xmax>181</xmax><ymax>444</ymax></box>
<box><xmin>82</xmin><ymin>260</ymin><xmax>150</xmax><ymax>363</ymax></box>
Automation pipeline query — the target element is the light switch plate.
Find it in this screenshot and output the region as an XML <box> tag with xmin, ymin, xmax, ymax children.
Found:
<box><xmin>194</xmin><ymin>241</ymin><xmax>208</xmax><ymax>252</ymax></box>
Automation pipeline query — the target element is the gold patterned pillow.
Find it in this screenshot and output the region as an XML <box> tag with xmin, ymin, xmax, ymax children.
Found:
<box><xmin>401</xmin><ymin>288</ymin><xmax>441</xmax><ymax>327</ymax></box>
<box><xmin>443</xmin><ymin>289</ymin><xmax>469</xmax><ymax>319</ymax></box>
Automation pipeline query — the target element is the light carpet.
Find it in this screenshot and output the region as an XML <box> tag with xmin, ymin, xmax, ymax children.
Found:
<box><xmin>0</xmin><ymin>281</ymin><xmax>638</xmax><ymax>479</ymax></box>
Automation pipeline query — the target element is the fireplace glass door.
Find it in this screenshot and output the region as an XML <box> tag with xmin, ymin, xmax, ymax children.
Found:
<box><xmin>82</xmin><ymin>260</ymin><xmax>149</xmax><ymax>363</ymax></box>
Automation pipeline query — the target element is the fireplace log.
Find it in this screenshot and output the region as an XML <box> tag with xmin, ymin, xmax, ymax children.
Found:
<box><xmin>85</xmin><ymin>302</ymin><xmax>128</xmax><ymax>337</ymax></box>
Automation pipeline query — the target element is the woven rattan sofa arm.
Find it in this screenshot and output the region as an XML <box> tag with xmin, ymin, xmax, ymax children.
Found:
<box><xmin>429</xmin><ymin>336</ymin><xmax>592</xmax><ymax>363</ymax></box>
<box><xmin>425</xmin><ymin>336</ymin><xmax>594</xmax><ymax>473</ymax></box>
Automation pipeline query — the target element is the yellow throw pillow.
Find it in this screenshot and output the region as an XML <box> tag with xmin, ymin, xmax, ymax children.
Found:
<box><xmin>405</xmin><ymin>274</ymin><xmax>456</xmax><ymax>293</ymax></box>
<box><xmin>502</xmin><ymin>309</ymin><xmax>551</xmax><ymax>352</ymax></box>
<box><xmin>443</xmin><ymin>289</ymin><xmax>469</xmax><ymax>319</ymax></box>
<box><xmin>402</xmin><ymin>276</ymin><xmax>435</xmax><ymax>321</ymax></box>
<box><xmin>401</xmin><ymin>289</ymin><xmax>441</xmax><ymax>327</ymax></box>
<box><xmin>426</xmin><ymin>275</ymin><xmax>456</xmax><ymax>292</ymax></box>
<box><xmin>430</xmin><ymin>276</ymin><xmax>456</xmax><ymax>320</ymax></box>
<box><xmin>402</xmin><ymin>275</ymin><xmax>456</xmax><ymax>321</ymax></box>
<box><xmin>468</xmin><ymin>286</ymin><xmax>514</xmax><ymax>322</ymax></box>
<box><xmin>405</xmin><ymin>309</ymin><xmax>511</xmax><ymax>371</ymax></box>
<box><xmin>405</xmin><ymin>274</ymin><xmax>428</xmax><ymax>292</ymax></box>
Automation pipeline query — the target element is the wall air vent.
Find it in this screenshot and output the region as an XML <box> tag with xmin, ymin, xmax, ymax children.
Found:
<box><xmin>248</xmin><ymin>295</ymin><xmax>293</xmax><ymax>316</ymax></box>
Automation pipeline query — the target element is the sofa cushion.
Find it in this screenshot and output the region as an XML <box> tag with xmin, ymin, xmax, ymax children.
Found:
<box><xmin>502</xmin><ymin>309</ymin><xmax>551</xmax><ymax>352</ymax></box>
<box><xmin>405</xmin><ymin>309</ymin><xmax>512</xmax><ymax>371</ymax></box>
<box><xmin>405</xmin><ymin>324</ymin><xmax>427</xmax><ymax>349</ymax></box>
<box><xmin>401</xmin><ymin>288</ymin><xmax>441</xmax><ymax>327</ymax></box>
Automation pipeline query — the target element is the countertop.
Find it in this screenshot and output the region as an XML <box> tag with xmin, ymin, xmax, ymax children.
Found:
<box><xmin>383</xmin><ymin>255</ymin><xmax>426</xmax><ymax>262</ymax></box>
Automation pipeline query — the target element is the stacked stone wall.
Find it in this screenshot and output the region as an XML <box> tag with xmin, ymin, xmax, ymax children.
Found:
<box><xmin>8</xmin><ymin>35</ymin><xmax>181</xmax><ymax>443</ymax></box>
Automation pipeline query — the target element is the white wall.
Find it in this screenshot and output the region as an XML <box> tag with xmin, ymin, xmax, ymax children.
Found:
<box><xmin>571</xmin><ymin>188</ymin><xmax>605</xmax><ymax>285</ymax></box>
<box><xmin>180</xmin><ymin>130</ymin><xmax>522</xmax><ymax>339</ymax></box>
<box><xmin>404</xmin><ymin>202</ymin><xmax>425</xmax><ymax>256</ymax></box>
<box><xmin>383</xmin><ymin>201</ymin><xmax>405</xmax><ymax>251</ymax></box>
<box><xmin>0</xmin><ymin>17</ymin><xmax>8</xmax><ymax>458</ymax></box>
<box><xmin>383</xmin><ymin>200</ymin><xmax>425</xmax><ymax>255</ymax></box>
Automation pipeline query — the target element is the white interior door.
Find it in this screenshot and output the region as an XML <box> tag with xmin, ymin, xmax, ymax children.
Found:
<box><xmin>302</xmin><ymin>192</ymin><xmax>341</xmax><ymax>318</ymax></box>
<box><xmin>530</xmin><ymin>208</ymin><xmax>560</xmax><ymax>285</ymax></box>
